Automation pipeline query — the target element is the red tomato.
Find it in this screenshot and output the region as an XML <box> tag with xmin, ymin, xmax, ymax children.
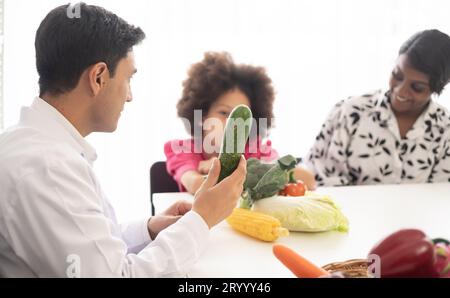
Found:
<box><xmin>280</xmin><ymin>181</ymin><xmax>306</xmax><ymax>197</ymax></box>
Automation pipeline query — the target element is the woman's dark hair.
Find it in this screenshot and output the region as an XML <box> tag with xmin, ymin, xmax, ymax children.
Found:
<box><xmin>35</xmin><ymin>3</ymin><xmax>145</xmax><ymax>96</ymax></box>
<box><xmin>177</xmin><ymin>52</ymin><xmax>275</xmax><ymax>137</ymax></box>
<box><xmin>399</xmin><ymin>29</ymin><xmax>450</xmax><ymax>95</ymax></box>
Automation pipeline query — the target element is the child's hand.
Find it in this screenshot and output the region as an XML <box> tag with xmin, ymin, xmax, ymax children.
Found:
<box><xmin>198</xmin><ymin>158</ymin><xmax>216</xmax><ymax>175</ymax></box>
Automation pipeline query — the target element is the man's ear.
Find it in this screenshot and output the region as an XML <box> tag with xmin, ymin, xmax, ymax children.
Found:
<box><xmin>88</xmin><ymin>62</ymin><xmax>109</xmax><ymax>96</ymax></box>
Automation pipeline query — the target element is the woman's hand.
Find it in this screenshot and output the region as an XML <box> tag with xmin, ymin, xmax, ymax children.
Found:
<box><xmin>293</xmin><ymin>167</ymin><xmax>317</xmax><ymax>190</ymax></box>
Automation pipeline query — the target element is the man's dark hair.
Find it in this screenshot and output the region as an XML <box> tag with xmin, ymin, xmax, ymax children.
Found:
<box><xmin>35</xmin><ymin>3</ymin><xmax>145</xmax><ymax>96</ymax></box>
<box><xmin>399</xmin><ymin>29</ymin><xmax>450</xmax><ymax>95</ymax></box>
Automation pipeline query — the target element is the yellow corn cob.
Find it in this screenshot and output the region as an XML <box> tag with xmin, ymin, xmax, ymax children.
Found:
<box><xmin>226</xmin><ymin>208</ymin><xmax>289</xmax><ymax>242</ymax></box>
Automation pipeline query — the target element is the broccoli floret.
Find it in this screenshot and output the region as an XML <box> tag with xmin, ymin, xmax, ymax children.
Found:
<box><xmin>243</xmin><ymin>158</ymin><xmax>274</xmax><ymax>190</ymax></box>
<box><xmin>241</xmin><ymin>155</ymin><xmax>297</xmax><ymax>208</ymax></box>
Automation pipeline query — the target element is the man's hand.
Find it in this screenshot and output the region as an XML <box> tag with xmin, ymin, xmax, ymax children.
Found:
<box><xmin>193</xmin><ymin>156</ymin><xmax>247</xmax><ymax>229</ymax></box>
<box><xmin>147</xmin><ymin>201</ymin><xmax>192</xmax><ymax>240</ymax></box>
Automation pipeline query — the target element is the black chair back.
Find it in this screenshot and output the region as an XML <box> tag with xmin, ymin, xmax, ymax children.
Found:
<box><xmin>150</xmin><ymin>161</ymin><xmax>179</xmax><ymax>215</ymax></box>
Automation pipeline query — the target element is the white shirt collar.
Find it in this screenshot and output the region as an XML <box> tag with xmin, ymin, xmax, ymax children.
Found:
<box><xmin>19</xmin><ymin>97</ymin><xmax>98</xmax><ymax>164</ymax></box>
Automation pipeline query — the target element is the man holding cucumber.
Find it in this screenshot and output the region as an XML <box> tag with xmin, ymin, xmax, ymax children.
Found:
<box><xmin>0</xmin><ymin>3</ymin><xmax>246</xmax><ymax>278</ymax></box>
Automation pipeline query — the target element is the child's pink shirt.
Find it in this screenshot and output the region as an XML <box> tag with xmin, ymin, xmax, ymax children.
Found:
<box><xmin>164</xmin><ymin>138</ymin><xmax>279</xmax><ymax>191</ymax></box>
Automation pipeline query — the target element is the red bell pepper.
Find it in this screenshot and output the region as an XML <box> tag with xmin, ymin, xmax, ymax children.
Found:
<box><xmin>368</xmin><ymin>229</ymin><xmax>439</xmax><ymax>278</ymax></box>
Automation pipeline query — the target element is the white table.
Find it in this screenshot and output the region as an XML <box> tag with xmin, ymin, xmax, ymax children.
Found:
<box><xmin>153</xmin><ymin>183</ymin><xmax>450</xmax><ymax>278</ymax></box>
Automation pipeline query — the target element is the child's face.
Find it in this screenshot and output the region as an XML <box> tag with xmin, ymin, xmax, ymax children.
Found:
<box><xmin>203</xmin><ymin>88</ymin><xmax>251</xmax><ymax>154</ymax></box>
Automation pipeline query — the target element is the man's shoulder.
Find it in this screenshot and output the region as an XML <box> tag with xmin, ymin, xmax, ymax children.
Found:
<box><xmin>0</xmin><ymin>126</ymin><xmax>84</xmax><ymax>176</ymax></box>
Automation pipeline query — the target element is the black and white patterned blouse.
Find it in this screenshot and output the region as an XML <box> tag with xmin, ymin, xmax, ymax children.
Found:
<box><xmin>305</xmin><ymin>90</ymin><xmax>450</xmax><ymax>186</ymax></box>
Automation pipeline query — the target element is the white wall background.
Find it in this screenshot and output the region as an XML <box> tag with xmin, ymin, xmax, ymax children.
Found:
<box><xmin>2</xmin><ymin>0</ymin><xmax>450</xmax><ymax>222</ymax></box>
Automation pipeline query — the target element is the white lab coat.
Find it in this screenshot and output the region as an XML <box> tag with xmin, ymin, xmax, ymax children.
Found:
<box><xmin>0</xmin><ymin>97</ymin><xmax>210</xmax><ymax>278</ymax></box>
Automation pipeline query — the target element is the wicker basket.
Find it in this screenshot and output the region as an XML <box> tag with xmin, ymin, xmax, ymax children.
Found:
<box><xmin>322</xmin><ymin>259</ymin><xmax>370</xmax><ymax>278</ymax></box>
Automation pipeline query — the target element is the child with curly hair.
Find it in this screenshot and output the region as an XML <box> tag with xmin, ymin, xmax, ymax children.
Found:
<box><xmin>165</xmin><ymin>52</ymin><xmax>316</xmax><ymax>194</ymax></box>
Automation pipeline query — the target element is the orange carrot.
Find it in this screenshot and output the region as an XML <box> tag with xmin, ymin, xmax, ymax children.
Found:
<box><xmin>273</xmin><ymin>244</ymin><xmax>330</xmax><ymax>278</ymax></box>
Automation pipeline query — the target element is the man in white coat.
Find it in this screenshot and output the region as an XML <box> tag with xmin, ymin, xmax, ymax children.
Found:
<box><xmin>0</xmin><ymin>3</ymin><xmax>246</xmax><ymax>277</ymax></box>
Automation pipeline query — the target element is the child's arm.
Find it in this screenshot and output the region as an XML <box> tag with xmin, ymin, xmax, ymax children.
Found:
<box><xmin>245</xmin><ymin>139</ymin><xmax>316</xmax><ymax>190</ymax></box>
<box><xmin>180</xmin><ymin>171</ymin><xmax>205</xmax><ymax>195</ymax></box>
<box><xmin>293</xmin><ymin>167</ymin><xmax>317</xmax><ymax>190</ymax></box>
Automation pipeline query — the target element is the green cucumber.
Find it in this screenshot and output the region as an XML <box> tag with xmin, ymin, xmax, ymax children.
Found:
<box><xmin>218</xmin><ymin>105</ymin><xmax>253</xmax><ymax>182</ymax></box>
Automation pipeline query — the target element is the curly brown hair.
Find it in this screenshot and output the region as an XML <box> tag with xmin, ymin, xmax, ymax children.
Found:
<box><xmin>177</xmin><ymin>52</ymin><xmax>275</xmax><ymax>137</ymax></box>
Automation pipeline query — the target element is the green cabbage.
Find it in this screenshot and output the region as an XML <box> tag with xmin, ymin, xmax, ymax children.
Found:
<box><xmin>252</xmin><ymin>193</ymin><xmax>349</xmax><ymax>233</ymax></box>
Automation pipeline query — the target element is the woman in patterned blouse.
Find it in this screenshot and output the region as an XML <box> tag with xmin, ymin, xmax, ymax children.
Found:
<box><xmin>306</xmin><ymin>29</ymin><xmax>450</xmax><ymax>186</ymax></box>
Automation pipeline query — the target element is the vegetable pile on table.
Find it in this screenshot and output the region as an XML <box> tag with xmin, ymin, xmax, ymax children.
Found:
<box><xmin>217</xmin><ymin>107</ymin><xmax>348</xmax><ymax>241</ymax></box>
<box><xmin>237</xmin><ymin>155</ymin><xmax>349</xmax><ymax>233</ymax></box>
